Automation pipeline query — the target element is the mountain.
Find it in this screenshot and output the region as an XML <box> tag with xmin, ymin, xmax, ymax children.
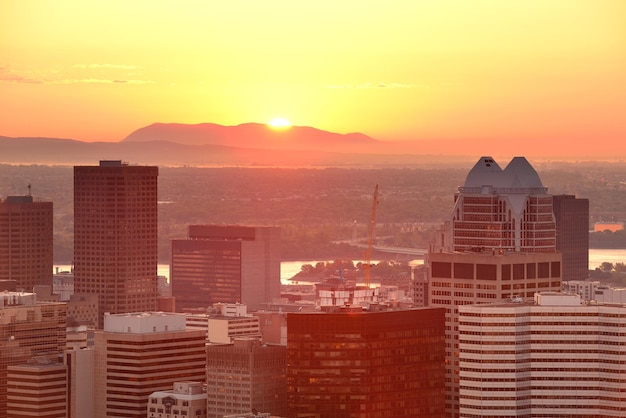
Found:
<box><xmin>0</xmin><ymin>122</ymin><xmax>479</xmax><ymax>167</ymax></box>
<box><xmin>123</xmin><ymin>122</ymin><xmax>381</xmax><ymax>154</ymax></box>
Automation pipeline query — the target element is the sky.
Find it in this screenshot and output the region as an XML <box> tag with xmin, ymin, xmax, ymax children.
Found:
<box><xmin>1</xmin><ymin>1</ymin><xmax>625</xmax><ymax>157</ymax></box>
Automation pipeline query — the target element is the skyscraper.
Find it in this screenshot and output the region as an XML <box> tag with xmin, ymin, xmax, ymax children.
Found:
<box><xmin>552</xmin><ymin>194</ymin><xmax>589</xmax><ymax>280</ymax></box>
<box><xmin>446</xmin><ymin>156</ymin><xmax>556</xmax><ymax>253</ymax></box>
<box><xmin>0</xmin><ymin>195</ymin><xmax>53</xmax><ymax>291</ymax></box>
<box><xmin>428</xmin><ymin>156</ymin><xmax>562</xmax><ymax>417</ymax></box>
<box><xmin>171</xmin><ymin>225</ymin><xmax>280</xmax><ymax>312</ymax></box>
<box><xmin>287</xmin><ymin>307</ymin><xmax>446</xmax><ymax>418</ymax></box>
<box><xmin>74</xmin><ymin>160</ymin><xmax>159</xmax><ymax>328</ymax></box>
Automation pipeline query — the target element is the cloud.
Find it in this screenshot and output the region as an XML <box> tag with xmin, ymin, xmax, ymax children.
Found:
<box><xmin>0</xmin><ymin>66</ymin><xmax>43</xmax><ymax>84</ymax></box>
<box><xmin>54</xmin><ymin>78</ymin><xmax>153</xmax><ymax>85</ymax></box>
<box><xmin>0</xmin><ymin>64</ymin><xmax>153</xmax><ymax>85</ymax></box>
<box><xmin>72</xmin><ymin>64</ymin><xmax>141</xmax><ymax>70</ymax></box>
<box><xmin>326</xmin><ymin>82</ymin><xmax>417</xmax><ymax>89</ymax></box>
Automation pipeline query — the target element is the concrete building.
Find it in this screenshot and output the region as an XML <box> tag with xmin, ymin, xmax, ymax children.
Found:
<box><xmin>94</xmin><ymin>312</ymin><xmax>206</xmax><ymax>418</ymax></box>
<box><xmin>459</xmin><ymin>292</ymin><xmax>626</xmax><ymax>417</ymax></box>
<box><xmin>553</xmin><ymin>194</ymin><xmax>589</xmax><ymax>280</ymax></box>
<box><xmin>148</xmin><ymin>381</ymin><xmax>207</xmax><ymax>418</ymax></box>
<box><xmin>171</xmin><ymin>225</ymin><xmax>280</xmax><ymax>312</ymax></box>
<box><xmin>594</xmin><ymin>285</ymin><xmax>626</xmax><ymax>303</ymax></box>
<box><xmin>0</xmin><ymin>195</ymin><xmax>53</xmax><ymax>292</ymax></box>
<box><xmin>254</xmin><ymin>310</ymin><xmax>287</xmax><ymax>346</ymax></box>
<box><xmin>208</xmin><ymin>303</ymin><xmax>261</xmax><ymax>344</ymax></box>
<box><xmin>562</xmin><ymin>280</ymin><xmax>600</xmax><ymax>301</ymax></box>
<box><xmin>74</xmin><ymin>160</ymin><xmax>159</xmax><ymax>328</ymax></box>
<box><xmin>64</xmin><ymin>347</ymin><xmax>95</xmax><ymax>418</ymax></box>
<box><xmin>0</xmin><ymin>292</ymin><xmax>67</xmax><ymax>416</ymax></box>
<box><xmin>66</xmin><ymin>293</ymin><xmax>99</xmax><ymax>328</ymax></box>
<box><xmin>206</xmin><ymin>337</ymin><xmax>287</xmax><ymax>418</ymax></box>
<box><xmin>287</xmin><ymin>306</ymin><xmax>446</xmax><ymax>418</ymax></box>
<box><xmin>428</xmin><ymin>156</ymin><xmax>563</xmax><ymax>417</ymax></box>
<box><xmin>6</xmin><ymin>358</ymin><xmax>67</xmax><ymax>418</ymax></box>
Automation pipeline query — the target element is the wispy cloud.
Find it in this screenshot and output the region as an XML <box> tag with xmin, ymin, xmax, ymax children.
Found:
<box><xmin>0</xmin><ymin>66</ymin><xmax>44</xmax><ymax>84</ymax></box>
<box><xmin>54</xmin><ymin>78</ymin><xmax>153</xmax><ymax>85</ymax></box>
<box><xmin>326</xmin><ymin>82</ymin><xmax>418</xmax><ymax>89</ymax></box>
<box><xmin>0</xmin><ymin>64</ymin><xmax>153</xmax><ymax>85</ymax></box>
<box><xmin>72</xmin><ymin>63</ymin><xmax>141</xmax><ymax>70</ymax></box>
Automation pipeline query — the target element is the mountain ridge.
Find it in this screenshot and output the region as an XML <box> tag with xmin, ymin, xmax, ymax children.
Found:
<box><xmin>123</xmin><ymin>122</ymin><xmax>379</xmax><ymax>153</ymax></box>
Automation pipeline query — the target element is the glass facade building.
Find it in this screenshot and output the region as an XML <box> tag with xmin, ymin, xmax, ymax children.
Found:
<box><xmin>287</xmin><ymin>307</ymin><xmax>446</xmax><ymax>418</ymax></box>
<box><xmin>171</xmin><ymin>225</ymin><xmax>280</xmax><ymax>312</ymax></box>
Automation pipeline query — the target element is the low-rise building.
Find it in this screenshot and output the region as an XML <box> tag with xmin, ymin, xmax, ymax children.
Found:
<box><xmin>148</xmin><ymin>381</ymin><xmax>207</xmax><ymax>418</ymax></box>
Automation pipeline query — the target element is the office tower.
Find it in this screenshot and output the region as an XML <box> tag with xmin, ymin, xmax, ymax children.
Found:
<box><xmin>459</xmin><ymin>292</ymin><xmax>626</xmax><ymax>417</ymax></box>
<box><xmin>171</xmin><ymin>225</ymin><xmax>280</xmax><ymax>312</ymax></box>
<box><xmin>445</xmin><ymin>156</ymin><xmax>556</xmax><ymax>253</ymax></box>
<box><xmin>428</xmin><ymin>156</ymin><xmax>562</xmax><ymax>418</ymax></box>
<box><xmin>553</xmin><ymin>194</ymin><xmax>589</xmax><ymax>280</ymax></box>
<box><xmin>6</xmin><ymin>359</ymin><xmax>67</xmax><ymax>418</ymax></box>
<box><xmin>206</xmin><ymin>338</ymin><xmax>287</xmax><ymax>418</ymax></box>
<box><xmin>94</xmin><ymin>312</ymin><xmax>206</xmax><ymax>418</ymax></box>
<box><xmin>74</xmin><ymin>160</ymin><xmax>159</xmax><ymax>328</ymax></box>
<box><xmin>0</xmin><ymin>195</ymin><xmax>53</xmax><ymax>291</ymax></box>
<box><xmin>0</xmin><ymin>292</ymin><xmax>67</xmax><ymax>416</ymax></box>
<box><xmin>287</xmin><ymin>307</ymin><xmax>446</xmax><ymax>418</ymax></box>
<box><xmin>148</xmin><ymin>382</ymin><xmax>207</xmax><ymax>418</ymax></box>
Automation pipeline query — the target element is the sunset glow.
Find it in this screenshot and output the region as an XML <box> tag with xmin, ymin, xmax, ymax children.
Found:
<box><xmin>1</xmin><ymin>1</ymin><xmax>625</xmax><ymax>158</ymax></box>
<box><xmin>268</xmin><ymin>118</ymin><xmax>292</xmax><ymax>129</ymax></box>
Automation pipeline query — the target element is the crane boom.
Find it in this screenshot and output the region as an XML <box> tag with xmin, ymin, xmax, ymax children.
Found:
<box><xmin>363</xmin><ymin>184</ymin><xmax>379</xmax><ymax>288</ymax></box>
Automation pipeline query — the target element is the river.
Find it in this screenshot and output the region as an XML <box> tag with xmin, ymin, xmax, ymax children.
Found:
<box><xmin>53</xmin><ymin>249</ymin><xmax>626</xmax><ymax>284</ymax></box>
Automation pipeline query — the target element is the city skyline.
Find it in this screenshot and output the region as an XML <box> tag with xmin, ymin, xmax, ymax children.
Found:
<box><xmin>2</xmin><ymin>1</ymin><xmax>625</xmax><ymax>159</ymax></box>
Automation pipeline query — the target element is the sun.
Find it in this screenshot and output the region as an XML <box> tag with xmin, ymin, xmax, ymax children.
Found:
<box><xmin>267</xmin><ymin>117</ymin><xmax>292</xmax><ymax>129</ymax></box>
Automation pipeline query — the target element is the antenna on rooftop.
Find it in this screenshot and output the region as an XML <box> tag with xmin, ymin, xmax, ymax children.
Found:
<box><xmin>27</xmin><ymin>184</ymin><xmax>31</xmax><ymax>196</ymax></box>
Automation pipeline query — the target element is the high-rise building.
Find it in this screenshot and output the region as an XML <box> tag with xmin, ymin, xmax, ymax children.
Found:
<box><xmin>0</xmin><ymin>195</ymin><xmax>53</xmax><ymax>292</ymax></box>
<box><xmin>553</xmin><ymin>194</ymin><xmax>589</xmax><ymax>280</ymax></box>
<box><xmin>206</xmin><ymin>337</ymin><xmax>287</xmax><ymax>418</ymax></box>
<box><xmin>0</xmin><ymin>292</ymin><xmax>67</xmax><ymax>416</ymax></box>
<box><xmin>74</xmin><ymin>160</ymin><xmax>159</xmax><ymax>328</ymax></box>
<box><xmin>93</xmin><ymin>312</ymin><xmax>206</xmax><ymax>418</ymax></box>
<box><xmin>6</xmin><ymin>359</ymin><xmax>67</xmax><ymax>418</ymax></box>
<box><xmin>445</xmin><ymin>156</ymin><xmax>556</xmax><ymax>253</ymax></box>
<box><xmin>459</xmin><ymin>292</ymin><xmax>626</xmax><ymax>417</ymax></box>
<box><xmin>428</xmin><ymin>156</ymin><xmax>562</xmax><ymax>418</ymax></box>
<box><xmin>287</xmin><ymin>307</ymin><xmax>446</xmax><ymax>418</ymax></box>
<box><xmin>171</xmin><ymin>225</ymin><xmax>280</xmax><ymax>312</ymax></box>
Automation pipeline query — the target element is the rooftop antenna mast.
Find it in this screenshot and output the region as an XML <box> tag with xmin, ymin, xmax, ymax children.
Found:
<box><xmin>27</xmin><ymin>184</ymin><xmax>31</xmax><ymax>196</ymax></box>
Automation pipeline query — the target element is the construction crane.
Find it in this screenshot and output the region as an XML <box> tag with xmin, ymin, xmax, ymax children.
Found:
<box><xmin>363</xmin><ymin>184</ymin><xmax>379</xmax><ymax>288</ymax></box>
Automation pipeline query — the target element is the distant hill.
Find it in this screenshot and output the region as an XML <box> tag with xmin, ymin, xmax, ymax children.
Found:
<box><xmin>0</xmin><ymin>135</ymin><xmax>467</xmax><ymax>167</ymax></box>
<box><xmin>1</xmin><ymin>121</ymin><xmax>477</xmax><ymax>167</ymax></box>
<box><xmin>123</xmin><ymin>122</ymin><xmax>381</xmax><ymax>154</ymax></box>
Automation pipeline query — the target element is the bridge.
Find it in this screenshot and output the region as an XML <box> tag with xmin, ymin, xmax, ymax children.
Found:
<box><xmin>335</xmin><ymin>239</ymin><xmax>428</xmax><ymax>259</ymax></box>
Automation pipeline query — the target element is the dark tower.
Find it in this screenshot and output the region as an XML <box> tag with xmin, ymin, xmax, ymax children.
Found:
<box><xmin>553</xmin><ymin>194</ymin><xmax>589</xmax><ymax>280</ymax></box>
<box><xmin>0</xmin><ymin>195</ymin><xmax>53</xmax><ymax>291</ymax></box>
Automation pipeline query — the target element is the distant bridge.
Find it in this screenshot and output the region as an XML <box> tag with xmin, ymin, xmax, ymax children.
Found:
<box><xmin>335</xmin><ymin>239</ymin><xmax>428</xmax><ymax>259</ymax></box>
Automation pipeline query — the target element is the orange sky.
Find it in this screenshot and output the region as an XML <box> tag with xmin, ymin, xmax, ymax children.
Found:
<box><xmin>1</xmin><ymin>1</ymin><xmax>625</xmax><ymax>157</ymax></box>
